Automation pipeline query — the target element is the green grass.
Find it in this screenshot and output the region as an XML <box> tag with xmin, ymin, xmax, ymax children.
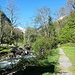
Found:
<box><xmin>61</xmin><ymin>43</ymin><xmax>75</xmax><ymax>74</ymax></box>
<box><xmin>42</xmin><ymin>72</ymin><xmax>55</xmax><ymax>75</ymax></box>
<box><xmin>41</xmin><ymin>48</ymin><xmax>59</xmax><ymax>75</ymax></box>
<box><xmin>0</xmin><ymin>46</ymin><xmax>11</xmax><ymax>53</ymax></box>
<box><xmin>0</xmin><ymin>49</ymin><xmax>10</xmax><ymax>53</ymax></box>
<box><xmin>17</xmin><ymin>42</ymin><xmax>24</xmax><ymax>46</ymax></box>
<box><xmin>38</xmin><ymin>48</ymin><xmax>59</xmax><ymax>66</ymax></box>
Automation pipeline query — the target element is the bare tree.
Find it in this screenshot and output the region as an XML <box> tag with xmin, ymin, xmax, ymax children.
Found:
<box><xmin>6</xmin><ymin>0</ymin><xmax>19</xmax><ymax>27</ymax></box>
<box><xmin>34</xmin><ymin>6</ymin><xmax>51</xmax><ymax>37</ymax></box>
<box><xmin>0</xmin><ymin>6</ymin><xmax>3</xmax><ymax>44</ymax></box>
<box><xmin>6</xmin><ymin>0</ymin><xmax>19</xmax><ymax>45</ymax></box>
<box><xmin>66</xmin><ymin>0</ymin><xmax>75</xmax><ymax>14</ymax></box>
<box><xmin>0</xmin><ymin>8</ymin><xmax>1</xmax><ymax>44</ymax></box>
<box><xmin>56</xmin><ymin>7</ymin><xmax>66</xmax><ymax>19</ymax></box>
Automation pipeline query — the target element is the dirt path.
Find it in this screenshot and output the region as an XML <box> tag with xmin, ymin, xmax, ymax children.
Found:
<box><xmin>57</xmin><ymin>48</ymin><xmax>73</xmax><ymax>75</ymax></box>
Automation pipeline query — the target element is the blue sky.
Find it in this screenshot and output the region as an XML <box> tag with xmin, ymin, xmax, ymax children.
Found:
<box><xmin>0</xmin><ymin>0</ymin><xmax>67</xmax><ymax>28</ymax></box>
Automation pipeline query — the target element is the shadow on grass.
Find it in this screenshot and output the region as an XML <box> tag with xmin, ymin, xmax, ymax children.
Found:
<box><xmin>14</xmin><ymin>65</ymin><xmax>54</xmax><ymax>75</ymax></box>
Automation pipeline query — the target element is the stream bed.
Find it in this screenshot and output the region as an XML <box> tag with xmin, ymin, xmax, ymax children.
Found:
<box><xmin>0</xmin><ymin>54</ymin><xmax>35</xmax><ymax>70</ymax></box>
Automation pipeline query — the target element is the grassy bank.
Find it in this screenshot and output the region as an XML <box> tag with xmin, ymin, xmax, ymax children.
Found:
<box><xmin>61</xmin><ymin>43</ymin><xmax>75</xmax><ymax>75</ymax></box>
<box><xmin>41</xmin><ymin>48</ymin><xmax>59</xmax><ymax>75</ymax></box>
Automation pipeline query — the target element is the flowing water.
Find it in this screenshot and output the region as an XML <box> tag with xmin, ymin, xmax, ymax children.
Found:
<box><xmin>0</xmin><ymin>54</ymin><xmax>35</xmax><ymax>70</ymax></box>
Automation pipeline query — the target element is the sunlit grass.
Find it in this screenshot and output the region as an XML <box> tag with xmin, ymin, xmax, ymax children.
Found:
<box><xmin>42</xmin><ymin>72</ymin><xmax>55</xmax><ymax>75</ymax></box>
<box><xmin>17</xmin><ymin>42</ymin><xmax>24</xmax><ymax>46</ymax></box>
<box><xmin>0</xmin><ymin>49</ymin><xmax>10</xmax><ymax>53</ymax></box>
<box><xmin>61</xmin><ymin>43</ymin><xmax>75</xmax><ymax>75</ymax></box>
<box><xmin>41</xmin><ymin>48</ymin><xmax>59</xmax><ymax>75</ymax></box>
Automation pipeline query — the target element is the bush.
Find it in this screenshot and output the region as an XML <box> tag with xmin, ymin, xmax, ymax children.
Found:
<box><xmin>32</xmin><ymin>37</ymin><xmax>58</xmax><ymax>59</ymax></box>
<box><xmin>32</xmin><ymin>37</ymin><xmax>51</xmax><ymax>58</ymax></box>
<box><xmin>16</xmin><ymin>57</ymin><xmax>39</xmax><ymax>70</ymax></box>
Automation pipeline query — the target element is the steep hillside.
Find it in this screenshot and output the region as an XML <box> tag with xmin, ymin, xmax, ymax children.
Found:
<box><xmin>0</xmin><ymin>10</ymin><xmax>11</xmax><ymax>26</ymax></box>
<box><xmin>54</xmin><ymin>11</ymin><xmax>75</xmax><ymax>44</ymax></box>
